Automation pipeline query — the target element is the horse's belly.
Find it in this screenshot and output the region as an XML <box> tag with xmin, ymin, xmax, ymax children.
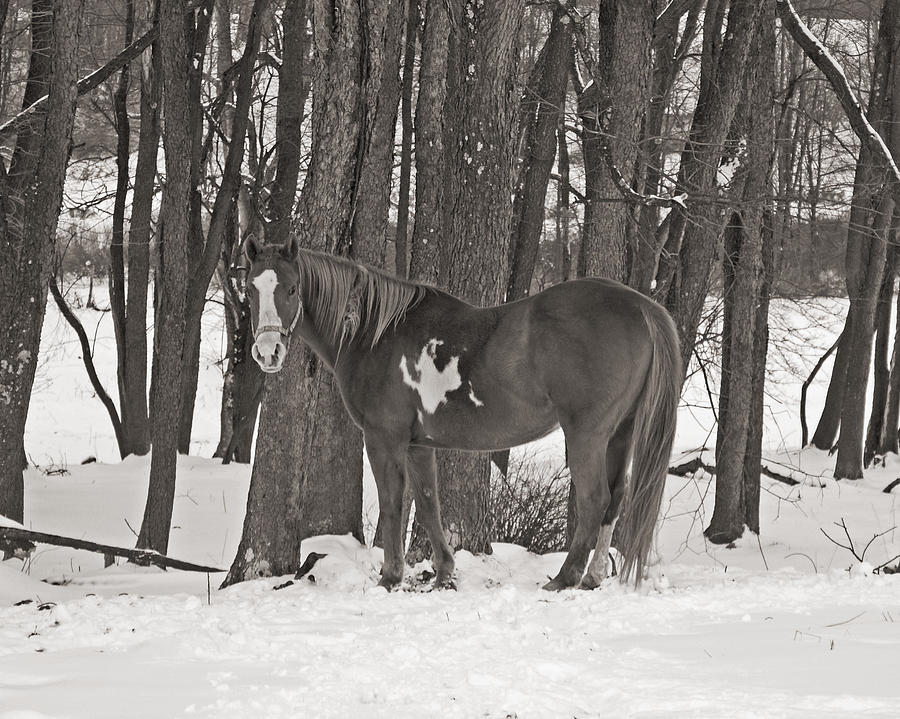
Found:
<box><xmin>412</xmin><ymin>403</ymin><xmax>559</xmax><ymax>452</ymax></box>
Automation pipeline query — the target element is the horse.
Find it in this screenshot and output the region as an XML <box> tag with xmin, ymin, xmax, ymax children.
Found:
<box><xmin>243</xmin><ymin>234</ymin><xmax>681</xmax><ymax>591</ymax></box>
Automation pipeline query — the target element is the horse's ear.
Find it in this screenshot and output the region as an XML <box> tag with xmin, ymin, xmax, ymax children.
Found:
<box><xmin>281</xmin><ymin>235</ymin><xmax>299</xmax><ymax>262</ymax></box>
<box><xmin>243</xmin><ymin>233</ymin><xmax>261</xmax><ymax>262</ymax></box>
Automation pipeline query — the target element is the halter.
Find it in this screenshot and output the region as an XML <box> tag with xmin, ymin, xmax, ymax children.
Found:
<box><xmin>253</xmin><ymin>300</ymin><xmax>304</xmax><ymax>341</ymax></box>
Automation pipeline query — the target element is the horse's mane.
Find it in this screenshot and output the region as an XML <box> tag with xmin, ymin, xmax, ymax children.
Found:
<box><xmin>296</xmin><ymin>248</ymin><xmax>430</xmax><ymax>348</ymax></box>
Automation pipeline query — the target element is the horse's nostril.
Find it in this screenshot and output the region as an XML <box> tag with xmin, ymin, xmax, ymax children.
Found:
<box><xmin>273</xmin><ymin>343</ymin><xmax>284</xmax><ymax>362</ymax></box>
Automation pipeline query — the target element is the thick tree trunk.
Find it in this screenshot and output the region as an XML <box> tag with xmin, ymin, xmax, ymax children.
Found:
<box><xmin>577</xmin><ymin>0</ymin><xmax>655</xmax><ymax>282</ymax></box>
<box><xmin>833</xmin><ymin>0</ymin><xmax>900</xmax><ymax>480</ymax></box>
<box><xmin>506</xmin><ymin>4</ymin><xmax>571</xmax><ymax>300</ymax></box>
<box><xmin>137</xmin><ymin>0</ymin><xmax>193</xmax><ymax>554</ymax></box>
<box><xmin>224</xmin><ymin>0</ymin><xmax>403</xmax><ymax>585</ymax></box>
<box><xmin>706</xmin><ymin>3</ymin><xmax>775</xmax><ymax>545</ymax></box>
<box><xmin>408</xmin><ymin>0</ymin><xmax>450</xmax><ymax>285</ymax></box>
<box><xmin>0</xmin><ymin>0</ymin><xmax>85</xmax><ymax>524</ymax></box>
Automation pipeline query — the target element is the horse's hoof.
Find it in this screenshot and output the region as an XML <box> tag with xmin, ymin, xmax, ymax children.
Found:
<box><xmin>377</xmin><ymin>576</ymin><xmax>401</xmax><ymax>591</ymax></box>
<box><xmin>433</xmin><ymin>574</ymin><xmax>457</xmax><ymax>591</ymax></box>
<box><xmin>542</xmin><ymin>577</ymin><xmax>573</xmax><ymax>592</ymax></box>
<box><xmin>578</xmin><ymin>575</ymin><xmax>604</xmax><ymax>590</ymax></box>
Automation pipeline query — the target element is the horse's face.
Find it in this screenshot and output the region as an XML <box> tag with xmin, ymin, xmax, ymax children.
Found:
<box><xmin>244</xmin><ymin>234</ymin><xmax>301</xmax><ymax>374</ymax></box>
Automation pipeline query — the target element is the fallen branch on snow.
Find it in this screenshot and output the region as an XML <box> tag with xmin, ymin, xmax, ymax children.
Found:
<box><xmin>0</xmin><ymin>526</ymin><xmax>226</xmax><ymax>573</ymax></box>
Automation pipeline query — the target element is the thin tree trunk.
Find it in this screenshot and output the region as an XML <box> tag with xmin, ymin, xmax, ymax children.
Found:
<box><xmin>881</xmin><ymin>275</ymin><xmax>900</xmax><ymax>455</ymax></box>
<box><xmin>109</xmin><ymin>0</ymin><xmax>134</xmax><ymax>454</ymax></box>
<box><xmin>395</xmin><ymin>0</ymin><xmax>418</xmax><ymax>278</ymax></box>
<box><xmin>654</xmin><ymin>0</ymin><xmax>763</xmax><ymax>378</ymax></box>
<box><xmin>121</xmin><ymin>0</ymin><xmax>160</xmax><ymax>458</ymax></box>
<box><xmin>506</xmin><ymin>3</ymin><xmax>571</xmax><ymax>300</ymax></box>
<box><xmin>865</xmin><ymin>241</ymin><xmax>896</xmax><ymax>466</ymax></box>
<box><xmin>556</xmin><ymin>116</ymin><xmax>572</xmax><ymax>283</ymax></box>
<box><xmin>137</xmin><ymin>0</ymin><xmax>193</xmax><ymax>554</ymax></box>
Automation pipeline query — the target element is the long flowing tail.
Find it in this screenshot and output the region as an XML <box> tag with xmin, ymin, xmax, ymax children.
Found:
<box><xmin>618</xmin><ymin>300</ymin><xmax>681</xmax><ymax>586</ymax></box>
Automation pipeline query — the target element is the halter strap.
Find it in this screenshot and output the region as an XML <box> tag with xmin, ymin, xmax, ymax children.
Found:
<box><xmin>253</xmin><ymin>300</ymin><xmax>303</xmax><ymax>341</ymax></box>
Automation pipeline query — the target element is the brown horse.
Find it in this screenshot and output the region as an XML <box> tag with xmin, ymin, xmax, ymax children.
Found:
<box><xmin>243</xmin><ymin>235</ymin><xmax>680</xmax><ymax>590</ymax></box>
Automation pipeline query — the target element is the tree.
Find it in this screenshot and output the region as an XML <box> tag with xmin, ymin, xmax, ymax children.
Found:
<box><xmin>224</xmin><ymin>0</ymin><xmax>404</xmax><ymax>585</ymax></box>
<box><xmin>575</xmin><ymin>0</ymin><xmax>656</xmax><ymax>282</ymax></box>
<box><xmin>0</xmin><ymin>0</ymin><xmax>86</xmax><ymax>525</ymax></box>
<box><xmin>506</xmin><ymin>3</ymin><xmax>572</xmax><ymax>301</ymax></box>
<box><xmin>706</xmin><ymin>0</ymin><xmax>776</xmax><ymax>543</ymax></box>
<box><xmin>136</xmin><ymin>0</ymin><xmax>194</xmax><ymax>554</ymax></box>
<box><xmin>407</xmin><ymin>0</ymin><xmax>525</xmax><ymax>560</ymax></box>
<box><xmin>654</xmin><ymin>0</ymin><xmax>764</xmax><ymax>377</ymax></box>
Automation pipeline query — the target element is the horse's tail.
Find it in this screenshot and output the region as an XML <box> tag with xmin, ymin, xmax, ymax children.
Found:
<box><xmin>617</xmin><ymin>299</ymin><xmax>681</xmax><ymax>586</ymax></box>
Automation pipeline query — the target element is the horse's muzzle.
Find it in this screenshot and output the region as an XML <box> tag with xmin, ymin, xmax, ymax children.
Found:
<box><xmin>252</xmin><ymin>333</ymin><xmax>287</xmax><ymax>373</ymax></box>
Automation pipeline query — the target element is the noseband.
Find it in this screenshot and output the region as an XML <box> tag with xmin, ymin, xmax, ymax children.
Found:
<box><xmin>253</xmin><ymin>299</ymin><xmax>304</xmax><ymax>342</ymax></box>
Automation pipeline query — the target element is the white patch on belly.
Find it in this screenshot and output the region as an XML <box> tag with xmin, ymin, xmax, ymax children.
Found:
<box><xmin>468</xmin><ymin>384</ymin><xmax>484</xmax><ymax>407</ymax></box>
<box><xmin>400</xmin><ymin>339</ymin><xmax>462</xmax><ymax>414</ymax></box>
<box><xmin>252</xmin><ymin>269</ymin><xmax>282</xmax><ymax>331</ymax></box>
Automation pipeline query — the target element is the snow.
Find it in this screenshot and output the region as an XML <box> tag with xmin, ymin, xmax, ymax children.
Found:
<box><xmin>2</xmin><ymin>289</ymin><xmax>900</xmax><ymax>717</ymax></box>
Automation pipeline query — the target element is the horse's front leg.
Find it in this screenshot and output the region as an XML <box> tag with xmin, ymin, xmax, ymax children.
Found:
<box><xmin>364</xmin><ymin>432</ymin><xmax>407</xmax><ymax>589</ymax></box>
<box><xmin>406</xmin><ymin>446</ymin><xmax>455</xmax><ymax>589</ymax></box>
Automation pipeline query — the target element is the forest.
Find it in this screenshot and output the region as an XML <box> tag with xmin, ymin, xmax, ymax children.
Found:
<box><xmin>1</xmin><ymin>0</ymin><xmax>900</xmax><ymax>715</ymax></box>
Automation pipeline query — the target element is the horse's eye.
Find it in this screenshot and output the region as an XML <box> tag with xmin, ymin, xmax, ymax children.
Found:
<box><xmin>289</xmin><ymin>286</ymin><xmax>297</xmax><ymax>296</ymax></box>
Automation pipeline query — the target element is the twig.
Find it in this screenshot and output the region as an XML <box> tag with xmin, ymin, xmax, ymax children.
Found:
<box><xmin>883</xmin><ymin>478</ymin><xmax>900</xmax><ymax>494</ymax></box>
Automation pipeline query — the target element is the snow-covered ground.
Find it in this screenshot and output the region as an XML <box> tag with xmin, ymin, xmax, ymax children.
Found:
<box><xmin>2</xmin><ymin>289</ymin><xmax>899</xmax><ymax>718</ymax></box>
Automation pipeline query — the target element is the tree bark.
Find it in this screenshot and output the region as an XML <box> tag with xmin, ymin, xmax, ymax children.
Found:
<box><xmin>137</xmin><ymin>0</ymin><xmax>193</xmax><ymax>554</ymax></box>
<box><xmin>577</xmin><ymin>0</ymin><xmax>655</xmax><ymax>282</ymax></box>
<box><xmin>506</xmin><ymin>3</ymin><xmax>571</xmax><ymax>300</ymax></box>
<box><xmin>865</xmin><ymin>240</ymin><xmax>897</xmax><ymax>465</ymax></box>
<box><xmin>0</xmin><ymin>0</ymin><xmax>85</xmax><ymax>524</ymax></box>
<box><xmin>109</xmin><ymin>0</ymin><xmax>134</xmax><ymax>455</ymax></box>
<box><xmin>881</xmin><ymin>265</ymin><xmax>900</xmax><ymax>455</ymax></box>
<box><xmin>394</xmin><ymin>0</ymin><xmax>418</xmax><ymax>278</ymax></box>
<box><xmin>121</xmin><ymin>0</ymin><xmax>161</xmax><ymax>458</ymax></box>
<box><xmin>833</xmin><ymin>0</ymin><xmax>900</xmax><ymax>480</ymax></box>
<box><xmin>654</xmin><ymin>0</ymin><xmax>763</xmax><ymax>378</ymax></box>
<box><xmin>224</xmin><ymin>0</ymin><xmax>403</xmax><ymax>585</ymax></box>
<box><xmin>706</xmin><ymin>2</ymin><xmax>775</xmax><ymax>545</ymax></box>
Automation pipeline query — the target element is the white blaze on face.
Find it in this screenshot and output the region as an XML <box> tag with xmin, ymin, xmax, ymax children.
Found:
<box><xmin>252</xmin><ymin>269</ymin><xmax>285</xmax><ymax>368</ymax></box>
<box><xmin>400</xmin><ymin>339</ymin><xmax>462</xmax><ymax>414</ymax></box>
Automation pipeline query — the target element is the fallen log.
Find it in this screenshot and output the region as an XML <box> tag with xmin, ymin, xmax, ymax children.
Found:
<box><xmin>0</xmin><ymin>526</ymin><xmax>226</xmax><ymax>573</ymax></box>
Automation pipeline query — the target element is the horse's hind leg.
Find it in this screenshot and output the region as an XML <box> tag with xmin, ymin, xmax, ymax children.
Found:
<box><xmin>364</xmin><ymin>433</ymin><xmax>406</xmax><ymax>589</ymax></box>
<box><xmin>544</xmin><ymin>424</ymin><xmax>609</xmax><ymax>591</ymax></box>
<box><xmin>406</xmin><ymin>446</ymin><xmax>456</xmax><ymax>588</ymax></box>
<box><xmin>581</xmin><ymin>418</ymin><xmax>633</xmax><ymax>589</ymax></box>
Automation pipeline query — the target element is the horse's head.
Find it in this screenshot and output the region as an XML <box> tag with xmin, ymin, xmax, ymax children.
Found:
<box><xmin>243</xmin><ymin>234</ymin><xmax>302</xmax><ymax>373</ymax></box>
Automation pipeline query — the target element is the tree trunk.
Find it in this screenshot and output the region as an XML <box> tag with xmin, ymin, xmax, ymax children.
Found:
<box><xmin>865</xmin><ymin>240</ymin><xmax>897</xmax><ymax>465</ymax></box>
<box><xmin>121</xmin><ymin>0</ymin><xmax>160</xmax><ymax>458</ymax></box>
<box><xmin>224</xmin><ymin>0</ymin><xmax>403</xmax><ymax>585</ymax></box>
<box><xmin>577</xmin><ymin>0</ymin><xmax>655</xmax><ymax>282</ymax></box>
<box><xmin>0</xmin><ymin>0</ymin><xmax>85</xmax><ymax>524</ymax></box>
<box><xmin>654</xmin><ymin>0</ymin><xmax>763</xmax><ymax>377</ymax></box>
<box><xmin>394</xmin><ymin>0</ymin><xmax>418</xmax><ymax>278</ymax></box>
<box><xmin>630</xmin><ymin>0</ymin><xmax>701</xmax><ymax>293</ymax></box>
<box><xmin>506</xmin><ymin>3</ymin><xmax>571</xmax><ymax>300</ymax></box>
<box><xmin>137</xmin><ymin>0</ymin><xmax>193</xmax><ymax>554</ymax></box>
<box><xmin>109</xmin><ymin>0</ymin><xmax>134</xmax><ymax>455</ymax></box>
<box><xmin>881</xmin><ymin>265</ymin><xmax>900</xmax><ymax>455</ymax></box>
<box><xmin>436</xmin><ymin>0</ymin><xmax>524</xmax><ymax>556</ymax></box>
<box><xmin>810</xmin><ymin>325</ymin><xmax>850</xmax><ymax>450</ymax></box>
<box><xmin>833</xmin><ymin>0</ymin><xmax>900</xmax><ymax>480</ymax></box>
<box><xmin>706</xmin><ymin>3</ymin><xmax>775</xmax><ymax>545</ymax></box>
<box><xmin>556</xmin><ymin>116</ymin><xmax>572</xmax><ymax>283</ymax></box>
